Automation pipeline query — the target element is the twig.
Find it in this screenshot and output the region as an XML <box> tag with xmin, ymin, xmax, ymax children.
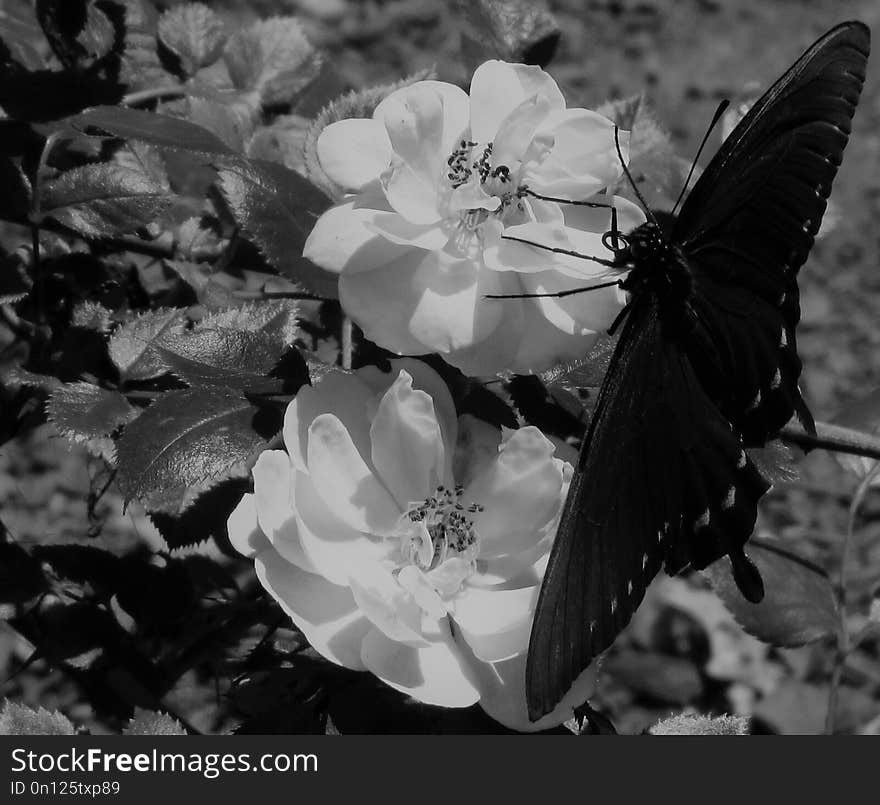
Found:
<box><xmin>122</xmin><ymin>86</ymin><xmax>188</xmax><ymax>107</ymax></box>
<box><xmin>825</xmin><ymin>462</ymin><xmax>880</xmax><ymax>734</ymax></box>
<box><xmin>781</xmin><ymin>421</ymin><xmax>880</xmax><ymax>462</ymax></box>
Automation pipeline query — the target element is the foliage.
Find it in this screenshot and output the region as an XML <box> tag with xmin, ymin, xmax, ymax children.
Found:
<box><xmin>0</xmin><ymin>0</ymin><xmax>878</xmax><ymax>736</ymax></box>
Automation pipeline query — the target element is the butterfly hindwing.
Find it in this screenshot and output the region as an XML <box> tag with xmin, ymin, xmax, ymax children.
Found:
<box><xmin>526</xmin><ymin>297</ymin><xmax>769</xmax><ymax>720</ymax></box>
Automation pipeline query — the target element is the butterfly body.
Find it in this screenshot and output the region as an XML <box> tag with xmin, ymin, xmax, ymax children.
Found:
<box><xmin>526</xmin><ymin>21</ymin><xmax>871</xmax><ymax>722</ymax></box>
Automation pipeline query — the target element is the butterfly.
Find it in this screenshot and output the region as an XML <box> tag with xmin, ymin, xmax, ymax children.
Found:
<box><xmin>525</xmin><ymin>21</ymin><xmax>871</xmax><ymax>722</ymax></box>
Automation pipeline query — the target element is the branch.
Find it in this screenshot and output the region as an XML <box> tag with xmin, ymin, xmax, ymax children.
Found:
<box><xmin>780</xmin><ymin>421</ymin><xmax>880</xmax><ymax>461</ymax></box>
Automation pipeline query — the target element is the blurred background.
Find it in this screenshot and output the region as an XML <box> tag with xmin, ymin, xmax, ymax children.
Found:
<box><xmin>2</xmin><ymin>0</ymin><xmax>880</xmax><ymax>734</ymax></box>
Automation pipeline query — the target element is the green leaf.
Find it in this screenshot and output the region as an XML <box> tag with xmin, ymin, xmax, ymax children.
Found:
<box><xmin>148</xmin><ymin>477</ymin><xmax>250</xmax><ymax>550</ymax></box>
<box><xmin>157</xmin><ymin>2</ymin><xmax>227</xmax><ymax>76</ymax></box>
<box><xmin>703</xmin><ymin>538</ymin><xmax>842</xmax><ymax>648</ymax></box>
<box><xmin>0</xmin><ymin>248</ymin><xmax>32</xmax><ymax>305</ymax></box>
<box><xmin>116</xmin><ymin>386</ymin><xmax>276</xmax><ymax>504</ymax></box>
<box><xmin>69</xmin><ymin>105</ymin><xmax>235</xmax><ymax>157</ymax></box>
<box><xmin>117</xmin><ymin>0</ymin><xmax>169</xmax><ymax>91</ymax></box>
<box><xmin>112</xmin><ymin>141</ymin><xmax>171</xmax><ymax>192</ymax></box>
<box><xmin>186</xmin><ymin>94</ymin><xmax>257</xmax><ymax>152</ymax></box>
<box><xmin>123</xmin><ymin>708</ymin><xmax>187</xmax><ymax>735</ymax></box>
<box><xmin>0</xmin><ymin>701</ymin><xmax>76</xmax><ymax>736</ymax></box>
<box><xmin>223</xmin><ymin>16</ymin><xmax>322</xmax><ymax>107</ymax></box>
<box><xmin>454</xmin><ymin>0</ymin><xmax>560</xmax><ymax>70</ymax></box>
<box><xmin>31</xmin><ymin>545</ymin><xmax>121</xmax><ymax>597</ymax></box>
<box><xmin>36</xmin><ymin>0</ymin><xmax>116</xmax><ymax>70</ymax></box>
<box><xmin>154</xmin><ymin>327</ymin><xmax>285</xmax><ymax>389</ymax></box>
<box><xmin>46</xmin><ymin>382</ymin><xmax>137</xmax><ymax>454</ymax></box>
<box><xmin>216</xmin><ymin>158</ymin><xmax>336</xmax><ymax>297</ymax></box>
<box><xmin>108</xmin><ymin>308</ymin><xmax>187</xmax><ymax>382</ymax></box>
<box><xmin>649</xmin><ymin>713</ymin><xmax>750</xmax><ymax>736</ymax></box>
<box><xmin>41</xmin><ymin>163</ymin><xmax>171</xmax><ymax>238</ymax></box>
<box><xmin>199</xmin><ymin>299</ymin><xmax>300</xmax><ymax>348</ymax></box>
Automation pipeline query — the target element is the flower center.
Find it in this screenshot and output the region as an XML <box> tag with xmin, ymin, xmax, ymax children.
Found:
<box><xmin>445</xmin><ymin>139</ymin><xmax>523</xmax><ymax>218</ymax></box>
<box><xmin>398</xmin><ymin>484</ymin><xmax>484</xmax><ymax>572</ymax></box>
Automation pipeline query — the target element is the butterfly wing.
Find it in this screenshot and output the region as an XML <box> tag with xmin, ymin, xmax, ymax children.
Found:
<box><xmin>526</xmin><ymin>295</ymin><xmax>769</xmax><ymax>720</ymax></box>
<box><xmin>673</xmin><ymin>21</ymin><xmax>870</xmax><ymax>442</ymax></box>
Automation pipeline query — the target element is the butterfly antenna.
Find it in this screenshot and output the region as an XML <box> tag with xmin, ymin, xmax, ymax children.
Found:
<box><xmin>614</xmin><ymin>126</ymin><xmax>659</xmax><ymax>227</ymax></box>
<box><xmin>670</xmin><ymin>99</ymin><xmax>730</xmax><ymax>216</ymax></box>
<box><xmin>523</xmin><ymin>189</ymin><xmax>612</xmax><ymax>209</ymax></box>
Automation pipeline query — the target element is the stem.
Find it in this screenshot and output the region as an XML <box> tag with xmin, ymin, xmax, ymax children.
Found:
<box><xmin>781</xmin><ymin>421</ymin><xmax>880</xmax><ymax>462</ymax></box>
<box><xmin>341</xmin><ymin>315</ymin><xmax>353</xmax><ymax>370</ymax></box>
<box><xmin>825</xmin><ymin>462</ymin><xmax>880</xmax><ymax>734</ymax></box>
<box><xmin>122</xmin><ymin>86</ymin><xmax>188</xmax><ymax>107</ymax></box>
<box><xmin>29</xmin><ymin>130</ymin><xmax>63</xmax><ymax>325</ymax></box>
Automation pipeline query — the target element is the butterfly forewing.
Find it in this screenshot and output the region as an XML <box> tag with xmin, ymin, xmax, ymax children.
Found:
<box><xmin>527</xmin><ymin>21</ymin><xmax>870</xmax><ymax>721</ymax></box>
<box><xmin>676</xmin><ymin>21</ymin><xmax>869</xmax><ymax>440</ymax></box>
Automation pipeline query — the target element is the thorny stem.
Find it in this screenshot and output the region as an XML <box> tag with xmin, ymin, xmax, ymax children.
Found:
<box><xmin>825</xmin><ymin>462</ymin><xmax>880</xmax><ymax>734</ymax></box>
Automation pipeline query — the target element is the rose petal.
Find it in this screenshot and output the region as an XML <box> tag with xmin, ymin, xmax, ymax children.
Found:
<box><xmin>465</xmin><ymin>644</ymin><xmax>599</xmax><ymax>732</ymax></box>
<box><xmin>347</xmin><ymin>561</ymin><xmax>427</xmax><ymax>645</ymax></box>
<box><xmin>317</xmin><ymin>118</ymin><xmax>393</xmax><ymax>191</ymax></box>
<box><xmin>527</xmin><ymin>111</ymin><xmax>626</xmax><ymax>199</ymax></box>
<box><xmin>302</xmin><ymin>195</ymin><xmax>415</xmax><ymax>276</ymax></box>
<box><xmin>367</xmin><ymin>212</ymin><xmax>450</xmax><ymax>251</ymax></box>
<box><xmin>293</xmin><ymin>471</ymin><xmax>393</xmax><ymax>586</ymax></box>
<box><xmin>453</xmin><ymin>584</ymin><xmax>537</xmax><ymax>662</ymax></box>
<box><xmin>370</xmin><ymin>370</ymin><xmax>445</xmax><ymax>509</ymax></box>
<box><xmin>283</xmin><ymin>371</ymin><xmax>377</xmax><ymax>473</ymax></box>
<box><xmin>252</xmin><ymin>450</ymin><xmax>317</xmax><ymax>572</ymax></box>
<box><xmin>374</xmin><ymin>80</ymin><xmax>470</xmax><ymax>170</ymax></box>
<box><xmin>307</xmin><ymin>413</ymin><xmax>402</xmax><ymax>535</ymax></box>
<box><xmin>520</xmin><ymin>270</ymin><xmax>623</xmax><ymax>336</ymax></box>
<box><xmin>469</xmin><ymin>61</ymin><xmax>565</xmax><ymax>143</ymax></box>
<box><xmin>469</xmin><ymin>427</ymin><xmax>565</xmax><ymax>557</ymax></box>
<box><xmin>360</xmin><ymin>619</ymin><xmax>481</xmax><ymax>707</ymax></box>
<box><xmin>226</xmin><ymin>493</ymin><xmax>269</xmax><ymax>558</ymax></box>
<box><xmin>358</xmin><ymin>359</ymin><xmax>458</xmax><ymax>486</ymax></box>
<box><xmin>492</xmin><ymin>93</ymin><xmax>555</xmax><ymax>170</ymax></box>
<box><xmin>340</xmin><ymin>250</ymin><xmax>505</xmax><ymax>356</ymax></box>
<box><xmin>255</xmin><ymin>548</ymin><xmax>369</xmax><ymax>670</ymax></box>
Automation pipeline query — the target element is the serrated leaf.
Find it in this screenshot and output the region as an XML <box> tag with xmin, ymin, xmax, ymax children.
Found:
<box><xmin>113</xmin><ymin>141</ymin><xmax>171</xmax><ymax>191</ymax></box>
<box><xmin>157</xmin><ymin>2</ymin><xmax>227</xmax><ymax>76</ymax></box>
<box><xmin>36</xmin><ymin>0</ymin><xmax>116</xmax><ymax>70</ymax></box>
<box><xmin>200</xmin><ymin>299</ymin><xmax>300</xmax><ymax>347</ymax></box>
<box><xmin>649</xmin><ymin>713</ymin><xmax>750</xmax><ymax>736</ymax></box>
<box><xmin>223</xmin><ymin>16</ymin><xmax>322</xmax><ymax>107</ymax></box>
<box><xmin>187</xmin><ymin>95</ymin><xmax>257</xmax><ymax>152</ymax></box>
<box><xmin>454</xmin><ymin>0</ymin><xmax>560</xmax><ymax>69</ymax></box>
<box><xmin>303</xmin><ymin>69</ymin><xmax>434</xmax><ymax>195</ymax></box>
<box><xmin>0</xmin><ymin>701</ymin><xmax>75</xmax><ymax>735</ymax></box>
<box><xmin>123</xmin><ymin>708</ymin><xmax>187</xmax><ymax>735</ymax></box>
<box><xmin>0</xmin><ymin>248</ymin><xmax>32</xmax><ymax>304</ymax></box>
<box><xmin>831</xmin><ymin>388</ymin><xmax>880</xmax><ymax>485</ymax></box>
<box><xmin>703</xmin><ymin>538</ymin><xmax>842</xmax><ymax>648</ymax></box>
<box><xmin>116</xmin><ymin>386</ymin><xmax>276</xmax><ymax>503</ymax></box>
<box><xmin>47</xmin><ymin>382</ymin><xmax>136</xmax><ymax>448</ymax></box>
<box><xmin>108</xmin><ymin>308</ymin><xmax>187</xmax><ymax>382</ymax></box>
<box><xmin>70</xmin><ymin>300</ymin><xmax>112</xmax><ymax>332</ymax></box>
<box><xmin>216</xmin><ymin>158</ymin><xmax>336</xmax><ymax>297</ymax></box>
<box><xmin>41</xmin><ymin>163</ymin><xmax>171</xmax><ymax>238</ymax></box>
<box><xmin>148</xmin><ymin>477</ymin><xmax>250</xmax><ymax>550</ymax></box>
<box><xmin>247</xmin><ymin>114</ymin><xmax>310</xmax><ymax>172</ymax></box>
<box><xmin>117</xmin><ymin>0</ymin><xmax>168</xmax><ymax>91</ymax></box>
<box><xmin>69</xmin><ymin>105</ymin><xmax>235</xmax><ymax>157</ymax></box>
<box><xmin>153</xmin><ymin>327</ymin><xmax>283</xmax><ymax>389</ymax></box>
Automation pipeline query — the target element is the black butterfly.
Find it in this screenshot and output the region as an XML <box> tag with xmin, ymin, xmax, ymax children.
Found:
<box><xmin>526</xmin><ymin>21</ymin><xmax>871</xmax><ymax>721</ymax></box>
